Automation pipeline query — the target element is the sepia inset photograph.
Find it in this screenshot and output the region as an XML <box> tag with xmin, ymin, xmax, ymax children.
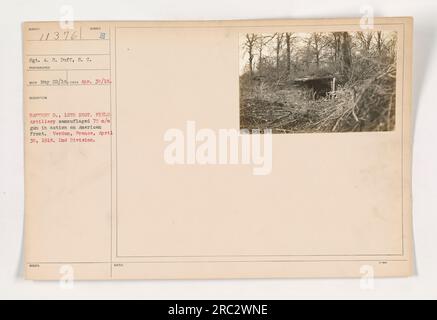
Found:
<box><xmin>239</xmin><ymin>31</ymin><xmax>397</xmax><ymax>133</ymax></box>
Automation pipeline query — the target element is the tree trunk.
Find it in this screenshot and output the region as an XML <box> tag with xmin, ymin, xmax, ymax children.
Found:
<box><xmin>276</xmin><ymin>34</ymin><xmax>281</xmax><ymax>70</ymax></box>
<box><xmin>341</xmin><ymin>32</ymin><xmax>352</xmax><ymax>77</ymax></box>
<box><xmin>245</xmin><ymin>34</ymin><xmax>256</xmax><ymax>77</ymax></box>
<box><xmin>248</xmin><ymin>48</ymin><xmax>253</xmax><ymax>77</ymax></box>
<box><xmin>376</xmin><ymin>31</ymin><xmax>383</xmax><ymax>56</ymax></box>
<box><xmin>286</xmin><ymin>33</ymin><xmax>291</xmax><ymax>75</ymax></box>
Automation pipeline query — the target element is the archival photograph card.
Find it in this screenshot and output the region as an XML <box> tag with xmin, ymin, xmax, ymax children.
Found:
<box><xmin>23</xmin><ymin>17</ymin><xmax>413</xmax><ymax>280</ymax></box>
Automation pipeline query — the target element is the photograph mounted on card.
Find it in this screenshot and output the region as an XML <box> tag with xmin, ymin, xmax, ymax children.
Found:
<box><xmin>23</xmin><ymin>17</ymin><xmax>413</xmax><ymax>280</ymax></box>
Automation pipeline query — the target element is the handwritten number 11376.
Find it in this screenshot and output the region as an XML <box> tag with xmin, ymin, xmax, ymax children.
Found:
<box><xmin>39</xmin><ymin>31</ymin><xmax>78</xmax><ymax>41</ymax></box>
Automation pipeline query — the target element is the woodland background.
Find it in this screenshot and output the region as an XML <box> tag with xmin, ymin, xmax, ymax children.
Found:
<box><xmin>240</xmin><ymin>31</ymin><xmax>398</xmax><ymax>133</ymax></box>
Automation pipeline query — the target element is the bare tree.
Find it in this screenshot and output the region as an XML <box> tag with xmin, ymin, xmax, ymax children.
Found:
<box><xmin>257</xmin><ymin>36</ymin><xmax>264</xmax><ymax>74</ymax></box>
<box><xmin>341</xmin><ymin>32</ymin><xmax>352</xmax><ymax>76</ymax></box>
<box><xmin>331</xmin><ymin>32</ymin><xmax>342</xmax><ymax>62</ymax></box>
<box><xmin>376</xmin><ymin>31</ymin><xmax>384</xmax><ymax>56</ymax></box>
<box><xmin>275</xmin><ymin>33</ymin><xmax>284</xmax><ymax>72</ymax></box>
<box><xmin>356</xmin><ymin>31</ymin><xmax>373</xmax><ymax>54</ymax></box>
<box><xmin>285</xmin><ymin>32</ymin><xmax>295</xmax><ymax>76</ymax></box>
<box><xmin>256</xmin><ymin>34</ymin><xmax>274</xmax><ymax>75</ymax></box>
<box><xmin>305</xmin><ymin>33</ymin><xmax>329</xmax><ymax>70</ymax></box>
<box><xmin>243</xmin><ymin>34</ymin><xmax>258</xmax><ymax>77</ymax></box>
